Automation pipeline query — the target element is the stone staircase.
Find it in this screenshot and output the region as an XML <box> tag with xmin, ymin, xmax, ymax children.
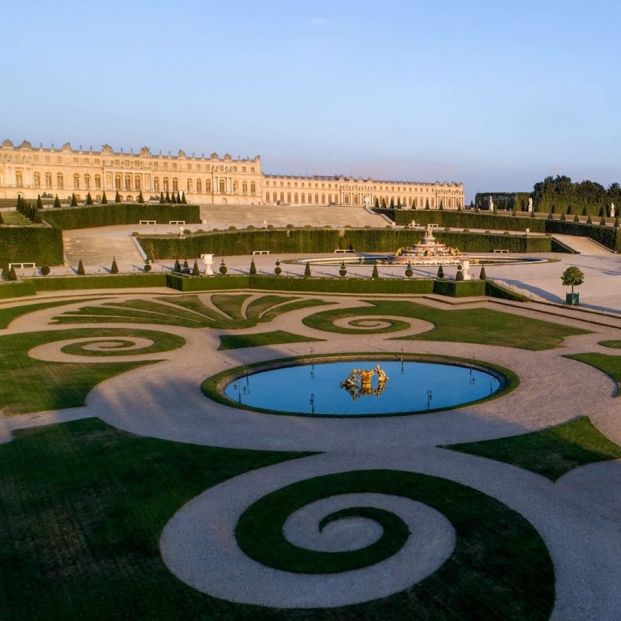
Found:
<box><xmin>63</xmin><ymin>231</ymin><xmax>145</xmax><ymax>268</ymax></box>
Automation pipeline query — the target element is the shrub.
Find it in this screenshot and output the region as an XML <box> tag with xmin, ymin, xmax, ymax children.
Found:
<box><xmin>339</xmin><ymin>261</ymin><xmax>347</xmax><ymax>277</ymax></box>
<box><xmin>110</xmin><ymin>258</ymin><xmax>119</xmax><ymax>274</ymax></box>
<box><xmin>274</xmin><ymin>260</ymin><xmax>282</xmax><ymax>276</ymax></box>
<box><xmin>70</xmin><ymin>193</ymin><xmax>78</xmax><ymax>207</ymax></box>
<box><xmin>303</xmin><ymin>262</ymin><xmax>311</xmax><ymax>278</ymax></box>
<box><xmin>371</xmin><ymin>263</ymin><xmax>379</xmax><ymax>279</ymax></box>
<box><xmin>77</xmin><ymin>259</ymin><xmax>85</xmax><ymax>275</ymax></box>
<box><xmin>137</xmin><ymin>191</ymin><xmax>145</xmax><ymax>204</ymax></box>
<box><xmin>101</xmin><ymin>192</ymin><xmax>108</xmax><ymax>205</ymax></box>
<box><xmin>250</xmin><ymin>258</ymin><xmax>257</xmax><ymax>275</ymax></box>
<box><xmin>479</xmin><ymin>266</ymin><xmax>487</xmax><ymax>280</ymax></box>
<box><xmin>174</xmin><ymin>259</ymin><xmax>181</xmax><ymax>272</ymax></box>
<box><xmin>192</xmin><ymin>260</ymin><xmax>200</xmax><ymax>276</ymax></box>
<box><xmin>40</xmin><ymin>265</ymin><xmax>50</xmax><ymax>276</ymax></box>
<box><xmin>86</xmin><ymin>193</ymin><xmax>93</xmax><ymax>205</ymax></box>
<box><xmin>437</xmin><ymin>265</ymin><xmax>444</xmax><ymax>278</ymax></box>
<box><xmin>219</xmin><ymin>260</ymin><xmax>228</xmax><ymax>275</ymax></box>
<box><xmin>455</xmin><ymin>266</ymin><xmax>465</xmax><ymax>281</ymax></box>
<box><xmin>53</xmin><ymin>195</ymin><xmax>61</xmax><ymax>208</ymax></box>
<box><xmin>115</xmin><ymin>191</ymin><xmax>122</xmax><ymax>203</ymax></box>
<box><xmin>144</xmin><ymin>262</ymin><xmax>152</xmax><ymax>273</ymax></box>
<box><xmin>405</xmin><ymin>262</ymin><xmax>413</xmax><ymax>278</ymax></box>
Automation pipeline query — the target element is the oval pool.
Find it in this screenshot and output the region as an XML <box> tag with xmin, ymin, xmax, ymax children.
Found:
<box><xmin>223</xmin><ymin>359</ymin><xmax>503</xmax><ymax>416</ymax></box>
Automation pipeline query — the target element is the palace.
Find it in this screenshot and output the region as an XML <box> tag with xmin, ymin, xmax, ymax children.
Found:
<box><xmin>0</xmin><ymin>139</ymin><xmax>464</xmax><ymax>209</ymax></box>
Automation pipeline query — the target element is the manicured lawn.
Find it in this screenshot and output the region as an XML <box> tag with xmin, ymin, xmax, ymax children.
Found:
<box><xmin>446</xmin><ymin>417</ymin><xmax>621</xmax><ymax>480</ymax></box>
<box><xmin>0</xmin><ymin>328</ymin><xmax>184</xmax><ymax>414</ymax></box>
<box><xmin>218</xmin><ymin>330</ymin><xmax>323</xmax><ymax>350</ymax></box>
<box><xmin>1</xmin><ymin>210</ymin><xmax>32</xmax><ymax>225</ymax></box>
<box><xmin>567</xmin><ymin>353</ymin><xmax>621</xmax><ymax>395</ymax></box>
<box><xmin>0</xmin><ymin>297</ymin><xmax>105</xmax><ymax>329</ymax></box>
<box><xmin>0</xmin><ymin>420</ymin><xmax>553</xmax><ymax>621</ymax></box>
<box><xmin>53</xmin><ymin>294</ymin><xmax>330</xmax><ymax>330</ymax></box>
<box><xmin>236</xmin><ymin>469</ymin><xmax>554</xmax><ymax>619</ymax></box>
<box><xmin>303</xmin><ymin>300</ymin><xmax>587</xmax><ymax>350</ymax></box>
<box><xmin>599</xmin><ymin>340</ymin><xmax>621</xmax><ymax>349</ymax></box>
<box><xmin>0</xmin><ymin>419</ymin><xmax>306</xmax><ymax>621</ymax></box>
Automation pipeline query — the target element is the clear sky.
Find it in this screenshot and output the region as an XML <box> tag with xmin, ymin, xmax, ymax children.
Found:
<box><xmin>2</xmin><ymin>0</ymin><xmax>620</xmax><ymax>199</ymax></box>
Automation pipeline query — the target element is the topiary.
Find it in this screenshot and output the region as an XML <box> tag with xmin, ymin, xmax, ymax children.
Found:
<box><xmin>586</xmin><ymin>215</ymin><xmax>593</xmax><ymax>225</ymax></box>
<box><xmin>40</xmin><ymin>265</ymin><xmax>50</xmax><ymax>276</ymax></box>
<box><xmin>250</xmin><ymin>258</ymin><xmax>257</xmax><ymax>275</ymax></box>
<box><xmin>77</xmin><ymin>259</ymin><xmax>85</xmax><ymax>275</ymax></box>
<box><xmin>137</xmin><ymin>191</ymin><xmax>145</xmax><ymax>204</ymax></box>
<box><xmin>144</xmin><ymin>261</ymin><xmax>152</xmax><ymax>273</ymax></box>
<box><xmin>479</xmin><ymin>266</ymin><xmax>487</xmax><ymax>280</ymax></box>
<box><xmin>339</xmin><ymin>261</ymin><xmax>347</xmax><ymax>277</ymax></box>
<box><xmin>115</xmin><ymin>191</ymin><xmax>121</xmax><ymax>203</ymax></box>
<box><xmin>70</xmin><ymin>193</ymin><xmax>78</xmax><ymax>207</ymax></box>
<box><xmin>219</xmin><ymin>260</ymin><xmax>228</xmax><ymax>275</ymax></box>
<box><xmin>110</xmin><ymin>258</ymin><xmax>119</xmax><ymax>274</ymax></box>
<box><xmin>405</xmin><ymin>262</ymin><xmax>413</xmax><ymax>278</ymax></box>
<box><xmin>303</xmin><ymin>262</ymin><xmax>311</xmax><ymax>278</ymax></box>
<box><xmin>101</xmin><ymin>191</ymin><xmax>108</xmax><ymax>205</ymax></box>
<box><xmin>437</xmin><ymin>265</ymin><xmax>444</xmax><ymax>279</ymax></box>
<box><xmin>274</xmin><ymin>260</ymin><xmax>282</xmax><ymax>276</ymax></box>
<box><xmin>183</xmin><ymin>259</ymin><xmax>189</xmax><ymax>269</ymax></box>
<box><xmin>86</xmin><ymin>192</ymin><xmax>93</xmax><ymax>205</ymax></box>
<box><xmin>456</xmin><ymin>267</ymin><xmax>465</xmax><ymax>281</ymax></box>
<box><xmin>53</xmin><ymin>195</ymin><xmax>61</xmax><ymax>208</ymax></box>
<box><xmin>371</xmin><ymin>263</ymin><xmax>379</xmax><ymax>279</ymax></box>
<box><xmin>174</xmin><ymin>259</ymin><xmax>181</xmax><ymax>272</ymax></box>
<box><xmin>192</xmin><ymin>260</ymin><xmax>200</xmax><ymax>276</ymax></box>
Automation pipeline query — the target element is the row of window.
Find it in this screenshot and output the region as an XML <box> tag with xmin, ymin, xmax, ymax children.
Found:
<box><xmin>264</xmin><ymin>191</ymin><xmax>461</xmax><ymax>208</ymax></box>
<box><xmin>264</xmin><ymin>179</ymin><xmax>460</xmax><ymax>194</ymax></box>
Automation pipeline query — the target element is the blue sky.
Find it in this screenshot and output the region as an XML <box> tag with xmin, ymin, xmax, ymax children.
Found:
<box><xmin>2</xmin><ymin>0</ymin><xmax>620</xmax><ymax>199</ymax></box>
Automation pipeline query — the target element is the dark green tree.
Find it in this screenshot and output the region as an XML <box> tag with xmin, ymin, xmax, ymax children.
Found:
<box><xmin>77</xmin><ymin>259</ymin><xmax>85</xmax><ymax>275</ymax></box>
<box><xmin>303</xmin><ymin>262</ymin><xmax>311</xmax><ymax>278</ymax></box>
<box><xmin>86</xmin><ymin>192</ymin><xmax>93</xmax><ymax>205</ymax></box>
<box><xmin>437</xmin><ymin>265</ymin><xmax>444</xmax><ymax>278</ymax></box>
<box><xmin>174</xmin><ymin>259</ymin><xmax>181</xmax><ymax>272</ymax></box>
<box><xmin>70</xmin><ymin>193</ymin><xmax>78</xmax><ymax>207</ymax></box>
<box><xmin>101</xmin><ymin>191</ymin><xmax>108</xmax><ymax>205</ymax></box>
<box><xmin>115</xmin><ymin>191</ymin><xmax>121</xmax><ymax>203</ymax></box>
<box><xmin>192</xmin><ymin>260</ymin><xmax>200</xmax><ymax>276</ymax></box>
<box><xmin>479</xmin><ymin>266</ymin><xmax>487</xmax><ymax>280</ymax></box>
<box><xmin>274</xmin><ymin>260</ymin><xmax>282</xmax><ymax>276</ymax></box>
<box><xmin>219</xmin><ymin>259</ymin><xmax>227</xmax><ymax>275</ymax></box>
<box><xmin>455</xmin><ymin>266</ymin><xmax>465</xmax><ymax>281</ymax></box>
<box><xmin>36</xmin><ymin>194</ymin><xmax>43</xmax><ymax>210</ymax></box>
<box><xmin>338</xmin><ymin>261</ymin><xmax>347</xmax><ymax>277</ymax></box>
<box><xmin>405</xmin><ymin>262</ymin><xmax>413</xmax><ymax>278</ymax></box>
<box><xmin>137</xmin><ymin>191</ymin><xmax>145</xmax><ymax>204</ymax></box>
<box><xmin>371</xmin><ymin>263</ymin><xmax>379</xmax><ymax>279</ymax></box>
<box><xmin>159</xmin><ymin>192</ymin><xmax>165</xmax><ymax>204</ymax></box>
<box><xmin>110</xmin><ymin>258</ymin><xmax>119</xmax><ymax>274</ymax></box>
<box><xmin>181</xmin><ymin>191</ymin><xmax>188</xmax><ymax>204</ymax></box>
<box><xmin>586</xmin><ymin>215</ymin><xmax>593</xmax><ymax>224</ymax></box>
<box><xmin>250</xmin><ymin>258</ymin><xmax>257</xmax><ymax>275</ymax></box>
<box><xmin>165</xmin><ymin>191</ymin><xmax>171</xmax><ymax>203</ymax></box>
<box><xmin>573</xmin><ymin>214</ymin><xmax>580</xmax><ymax>223</ymax></box>
<box><xmin>53</xmin><ymin>195</ymin><xmax>61</xmax><ymax>208</ymax></box>
<box><xmin>561</xmin><ymin>266</ymin><xmax>584</xmax><ymax>296</ymax></box>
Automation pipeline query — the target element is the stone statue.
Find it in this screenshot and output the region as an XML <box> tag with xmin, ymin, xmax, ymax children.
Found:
<box><xmin>528</xmin><ymin>197</ymin><xmax>533</xmax><ymax>213</ymax></box>
<box><xmin>488</xmin><ymin>195</ymin><xmax>494</xmax><ymax>212</ymax></box>
<box><xmin>611</xmin><ymin>203</ymin><xmax>615</xmax><ymax>218</ymax></box>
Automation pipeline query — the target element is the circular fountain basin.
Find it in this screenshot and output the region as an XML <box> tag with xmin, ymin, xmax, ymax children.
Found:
<box><xmin>222</xmin><ymin>358</ymin><xmax>504</xmax><ymax>417</ymax></box>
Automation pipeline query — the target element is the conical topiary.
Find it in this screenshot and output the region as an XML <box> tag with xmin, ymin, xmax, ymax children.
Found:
<box><xmin>371</xmin><ymin>263</ymin><xmax>379</xmax><ymax>279</ymax></box>
<box><xmin>77</xmin><ymin>259</ymin><xmax>85</xmax><ymax>275</ymax></box>
<box><xmin>53</xmin><ymin>195</ymin><xmax>61</xmax><ymax>208</ymax></box>
<box><xmin>183</xmin><ymin>259</ymin><xmax>189</xmax><ymax>269</ymax></box>
<box><xmin>456</xmin><ymin>266</ymin><xmax>464</xmax><ymax>281</ymax></box>
<box><xmin>86</xmin><ymin>192</ymin><xmax>93</xmax><ymax>205</ymax></box>
<box><xmin>479</xmin><ymin>266</ymin><xmax>487</xmax><ymax>280</ymax></box>
<box><xmin>115</xmin><ymin>191</ymin><xmax>121</xmax><ymax>203</ymax></box>
<box><xmin>303</xmin><ymin>262</ymin><xmax>311</xmax><ymax>278</ymax></box>
<box><xmin>70</xmin><ymin>193</ymin><xmax>78</xmax><ymax>207</ymax></box>
<box><xmin>101</xmin><ymin>191</ymin><xmax>108</xmax><ymax>205</ymax></box>
<box><xmin>437</xmin><ymin>265</ymin><xmax>444</xmax><ymax>279</ymax></box>
<box><xmin>250</xmin><ymin>258</ymin><xmax>257</xmax><ymax>275</ymax></box>
<box><xmin>174</xmin><ymin>259</ymin><xmax>181</xmax><ymax>273</ymax></box>
<box><xmin>586</xmin><ymin>215</ymin><xmax>593</xmax><ymax>224</ymax></box>
<box><xmin>192</xmin><ymin>260</ymin><xmax>200</xmax><ymax>276</ymax></box>
<box><xmin>36</xmin><ymin>195</ymin><xmax>43</xmax><ymax>210</ymax></box>
<box><xmin>219</xmin><ymin>259</ymin><xmax>228</xmax><ymax>275</ymax></box>
<box><xmin>110</xmin><ymin>258</ymin><xmax>119</xmax><ymax>274</ymax></box>
<box><xmin>137</xmin><ymin>191</ymin><xmax>144</xmax><ymax>204</ymax></box>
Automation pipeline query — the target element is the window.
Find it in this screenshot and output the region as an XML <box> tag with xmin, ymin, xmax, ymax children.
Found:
<box><xmin>57</xmin><ymin>173</ymin><xmax>64</xmax><ymax>189</ymax></box>
<box><xmin>134</xmin><ymin>175</ymin><xmax>141</xmax><ymax>190</ymax></box>
<box><xmin>94</xmin><ymin>175</ymin><xmax>101</xmax><ymax>189</ymax></box>
<box><xmin>15</xmin><ymin>170</ymin><xmax>23</xmax><ymax>187</ymax></box>
<box><xmin>232</xmin><ymin>180</ymin><xmax>238</xmax><ymax>193</ymax></box>
<box><xmin>250</xmin><ymin>181</ymin><xmax>256</xmax><ymax>195</ymax></box>
<box><xmin>301</xmin><ymin>193</ymin><xmax>305</xmax><ymax>204</ymax></box>
<box><xmin>172</xmin><ymin>178</ymin><xmax>178</xmax><ymax>191</ymax></box>
<box><xmin>154</xmin><ymin>177</ymin><xmax>160</xmax><ymax>191</ymax></box>
<box><xmin>84</xmin><ymin>174</ymin><xmax>90</xmax><ymax>189</ymax></box>
<box><xmin>33</xmin><ymin>172</ymin><xmax>41</xmax><ymax>187</ymax></box>
<box><xmin>294</xmin><ymin>193</ymin><xmax>298</xmax><ymax>203</ymax></box>
<box><xmin>315</xmin><ymin>193</ymin><xmax>319</xmax><ymax>203</ymax></box>
<box><xmin>272</xmin><ymin>192</ymin><xmax>277</xmax><ymax>202</ymax></box>
<box><xmin>163</xmin><ymin>177</ymin><xmax>169</xmax><ymax>191</ymax></box>
<box><xmin>321</xmin><ymin>194</ymin><xmax>325</xmax><ymax>204</ymax></box>
<box><xmin>73</xmin><ymin>174</ymin><xmax>80</xmax><ymax>189</ymax></box>
<box><xmin>205</xmin><ymin>179</ymin><xmax>211</xmax><ymax>192</ymax></box>
<box><xmin>242</xmin><ymin>181</ymin><xmax>247</xmax><ymax>194</ymax></box>
<box><xmin>45</xmin><ymin>173</ymin><xmax>52</xmax><ymax>188</ymax></box>
<box><xmin>125</xmin><ymin>174</ymin><xmax>132</xmax><ymax>190</ymax></box>
<box><xmin>219</xmin><ymin>179</ymin><xmax>226</xmax><ymax>193</ymax></box>
<box><xmin>115</xmin><ymin>174</ymin><xmax>122</xmax><ymax>189</ymax></box>
<box><xmin>196</xmin><ymin>179</ymin><xmax>202</xmax><ymax>193</ymax></box>
<box><xmin>265</xmin><ymin>191</ymin><xmax>270</xmax><ymax>202</ymax></box>
<box><xmin>187</xmin><ymin>178</ymin><xmax>193</xmax><ymax>192</ymax></box>
<box><xmin>287</xmin><ymin>192</ymin><xmax>291</xmax><ymax>203</ymax></box>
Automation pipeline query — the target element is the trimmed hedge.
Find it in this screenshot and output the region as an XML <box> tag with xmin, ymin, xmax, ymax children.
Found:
<box><xmin>41</xmin><ymin>203</ymin><xmax>201</xmax><ymax>229</ymax></box>
<box><xmin>139</xmin><ymin>227</ymin><xmax>551</xmax><ymax>259</ymax></box>
<box><xmin>545</xmin><ymin>219</ymin><xmax>621</xmax><ymax>252</ymax></box>
<box><xmin>432</xmin><ymin>279</ymin><xmax>485</xmax><ymax>297</ymax></box>
<box><xmin>485</xmin><ymin>280</ymin><xmax>530</xmax><ymax>302</ymax></box>
<box><xmin>0</xmin><ymin>226</ymin><xmax>63</xmax><ymax>266</ymax></box>
<box><xmin>381</xmin><ymin>208</ymin><xmax>547</xmax><ymax>233</ymax></box>
<box><xmin>28</xmin><ymin>273</ymin><xmax>167</xmax><ymax>292</ymax></box>
<box><xmin>0</xmin><ymin>281</ymin><xmax>37</xmax><ymax>299</ymax></box>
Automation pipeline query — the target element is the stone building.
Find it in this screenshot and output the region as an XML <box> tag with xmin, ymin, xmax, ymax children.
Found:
<box><xmin>0</xmin><ymin>139</ymin><xmax>464</xmax><ymax>209</ymax></box>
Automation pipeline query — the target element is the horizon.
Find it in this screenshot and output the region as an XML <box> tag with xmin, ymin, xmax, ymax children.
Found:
<box><xmin>2</xmin><ymin>1</ymin><xmax>620</xmax><ymax>201</ymax></box>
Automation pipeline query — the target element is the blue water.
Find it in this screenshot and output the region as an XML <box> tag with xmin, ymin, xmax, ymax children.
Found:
<box><xmin>224</xmin><ymin>359</ymin><xmax>502</xmax><ymax>416</ymax></box>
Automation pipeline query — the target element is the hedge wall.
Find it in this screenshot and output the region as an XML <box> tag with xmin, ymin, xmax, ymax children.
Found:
<box><xmin>0</xmin><ymin>226</ymin><xmax>63</xmax><ymax>266</ymax></box>
<box><xmin>432</xmin><ymin>279</ymin><xmax>485</xmax><ymax>297</ymax></box>
<box><xmin>545</xmin><ymin>219</ymin><xmax>621</xmax><ymax>252</ymax></box>
<box><xmin>485</xmin><ymin>280</ymin><xmax>530</xmax><ymax>302</ymax></box>
<box><xmin>473</xmin><ymin>193</ymin><xmax>532</xmax><ymax>212</ymax></box>
<box><xmin>138</xmin><ymin>227</ymin><xmax>551</xmax><ymax>259</ymax></box>
<box><xmin>382</xmin><ymin>209</ymin><xmax>547</xmax><ymax>233</ymax></box>
<box><xmin>41</xmin><ymin>203</ymin><xmax>201</xmax><ymax>229</ymax></box>
<box><xmin>28</xmin><ymin>273</ymin><xmax>167</xmax><ymax>291</ymax></box>
<box><xmin>0</xmin><ymin>281</ymin><xmax>37</xmax><ymax>299</ymax></box>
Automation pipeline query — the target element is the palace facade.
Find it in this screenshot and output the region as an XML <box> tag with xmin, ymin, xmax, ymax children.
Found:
<box><xmin>0</xmin><ymin>139</ymin><xmax>464</xmax><ymax>209</ymax></box>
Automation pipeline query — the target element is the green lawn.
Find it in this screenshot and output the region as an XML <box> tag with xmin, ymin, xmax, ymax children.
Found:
<box><xmin>0</xmin><ymin>298</ymin><xmax>105</xmax><ymax>329</ymax></box>
<box><xmin>1</xmin><ymin>210</ymin><xmax>32</xmax><ymax>225</ymax></box>
<box><xmin>53</xmin><ymin>294</ymin><xmax>330</xmax><ymax>330</ymax></box>
<box><xmin>0</xmin><ymin>420</ymin><xmax>553</xmax><ymax>621</ymax></box>
<box><xmin>218</xmin><ymin>330</ymin><xmax>324</xmax><ymax>350</ymax></box>
<box><xmin>446</xmin><ymin>416</ymin><xmax>621</xmax><ymax>480</ymax></box>
<box><xmin>567</xmin><ymin>353</ymin><xmax>621</xmax><ymax>395</ymax></box>
<box><xmin>303</xmin><ymin>300</ymin><xmax>587</xmax><ymax>350</ymax></box>
<box><xmin>0</xmin><ymin>328</ymin><xmax>184</xmax><ymax>414</ymax></box>
<box><xmin>599</xmin><ymin>340</ymin><xmax>621</xmax><ymax>349</ymax></box>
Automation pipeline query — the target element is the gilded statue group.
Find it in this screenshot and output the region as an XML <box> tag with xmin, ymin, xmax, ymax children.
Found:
<box><xmin>340</xmin><ymin>364</ymin><xmax>389</xmax><ymax>400</ymax></box>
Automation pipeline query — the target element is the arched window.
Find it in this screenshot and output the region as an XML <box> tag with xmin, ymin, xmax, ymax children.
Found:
<box><xmin>280</xmin><ymin>192</ymin><xmax>285</xmax><ymax>203</ymax></box>
<box><xmin>163</xmin><ymin>177</ymin><xmax>169</xmax><ymax>191</ymax></box>
<box><xmin>73</xmin><ymin>174</ymin><xmax>80</xmax><ymax>189</ymax></box>
<box><xmin>315</xmin><ymin>193</ymin><xmax>319</xmax><ymax>204</ymax></box>
<box><xmin>321</xmin><ymin>194</ymin><xmax>325</xmax><ymax>204</ymax></box>
<box><xmin>84</xmin><ymin>174</ymin><xmax>90</xmax><ymax>189</ymax></box>
<box><xmin>15</xmin><ymin>171</ymin><xmax>23</xmax><ymax>187</ymax></box>
<box><xmin>242</xmin><ymin>181</ymin><xmax>247</xmax><ymax>194</ymax></box>
<box><xmin>57</xmin><ymin>173</ymin><xmax>64</xmax><ymax>189</ymax></box>
<box><xmin>344</xmin><ymin>194</ymin><xmax>349</xmax><ymax>205</ymax></box>
<box><xmin>219</xmin><ymin>179</ymin><xmax>226</xmax><ymax>193</ymax></box>
<box><xmin>272</xmin><ymin>191</ymin><xmax>277</xmax><ymax>203</ymax></box>
<box><xmin>287</xmin><ymin>192</ymin><xmax>291</xmax><ymax>203</ymax></box>
<box><xmin>187</xmin><ymin>178</ymin><xmax>192</xmax><ymax>192</ymax></box>
<box><xmin>250</xmin><ymin>181</ymin><xmax>256</xmax><ymax>195</ymax></box>
<box><xmin>233</xmin><ymin>180</ymin><xmax>238</xmax><ymax>193</ymax></box>
<box><xmin>265</xmin><ymin>191</ymin><xmax>270</xmax><ymax>202</ymax></box>
<box><xmin>294</xmin><ymin>193</ymin><xmax>298</xmax><ymax>203</ymax></box>
<box><xmin>172</xmin><ymin>178</ymin><xmax>178</xmax><ymax>191</ymax></box>
<box><xmin>33</xmin><ymin>172</ymin><xmax>41</xmax><ymax>187</ymax></box>
<box><xmin>205</xmin><ymin>179</ymin><xmax>211</xmax><ymax>192</ymax></box>
<box><xmin>196</xmin><ymin>179</ymin><xmax>202</xmax><ymax>193</ymax></box>
<box><xmin>134</xmin><ymin>175</ymin><xmax>141</xmax><ymax>190</ymax></box>
<box><xmin>45</xmin><ymin>173</ymin><xmax>52</xmax><ymax>188</ymax></box>
<box><xmin>154</xmin><ymin>177</ymin><xmax>160</xmax><ymax>191</ymax></box>
<box><xmin>125</xmin><ymin>174</ymin><xmax>132</xmax><ymax>190</ymax></box>
<box><xmin>114</xmin><ymin>174</ymin><xmax>122</xmax><ymax>189</ymax></box>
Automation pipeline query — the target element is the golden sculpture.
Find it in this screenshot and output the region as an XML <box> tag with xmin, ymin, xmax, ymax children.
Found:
<box><xmin>340</xmin><ymin>364</ymin><xmax>389</xmax><ymax>400</ymax></box>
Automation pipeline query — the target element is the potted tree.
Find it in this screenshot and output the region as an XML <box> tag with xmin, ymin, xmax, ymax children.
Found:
<box><xmin>561</xmin><ymin>266</ymin><xmax>584</xmax><ymax>305</ymax></box>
